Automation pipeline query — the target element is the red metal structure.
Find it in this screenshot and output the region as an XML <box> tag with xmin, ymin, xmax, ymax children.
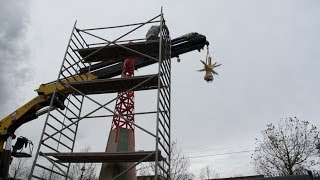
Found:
<box><xmin>25</xmin><ymin>12</ymin><xmax>209</xmax><ymax>179</ymax></box>
<box><xmin>99</xmin><ymin>58</ymin><xmax>137</xmax><ymax>180</ymax></box>
<box><xmin>112</xmin><ymin>58</ymin><xmax>135</xmax><ymax>142</ymax></box>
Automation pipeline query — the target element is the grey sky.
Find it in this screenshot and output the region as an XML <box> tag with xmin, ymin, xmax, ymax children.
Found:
<box><xmin>1</xmin><ymin>0</ymin><xmax>320</xmax><ymax>178</ymax></box>
<box><xmin>0</xmin><ymin>1</ymin><xmax>31</xmax><ymax>113</ymax></box>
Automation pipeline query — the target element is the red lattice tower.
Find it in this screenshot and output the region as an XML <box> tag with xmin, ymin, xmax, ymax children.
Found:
<box><xmin>111</xmin><ymin>58</ymin><xmax>135</xmax><ymax>141</ymax></box>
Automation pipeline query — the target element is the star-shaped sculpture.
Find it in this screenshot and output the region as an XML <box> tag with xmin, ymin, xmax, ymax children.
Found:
<box><xmin>198</xmin><ymin>56</ymin><xmax>221</xmax><ymax>82</ymax></box>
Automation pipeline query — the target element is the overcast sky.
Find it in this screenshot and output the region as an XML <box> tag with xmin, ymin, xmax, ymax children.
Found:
<box><xmin>1</xmin><ymin>0</ymin><xmax>320</xmax><ymax>179</ymax></box>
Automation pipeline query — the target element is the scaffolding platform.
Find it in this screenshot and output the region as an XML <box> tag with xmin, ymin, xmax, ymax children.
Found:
<box><xmin>30</xmin><ymin>12</ymin><xmax>172</xmax><ymax>179</ymax></box>
<box><xmin>76</xmin><ymin>40</ymin><xmax>159</xmax><ymax>62</ymax></box>
<box><xmin>42</xmin><ymin>151</ymin><xmax>163</xmax><ymax>163</ymax></box>
<box><xmin>68</xmin><ymin>74</ymin><xmax>160</xmax><ymax>95</ymax></box>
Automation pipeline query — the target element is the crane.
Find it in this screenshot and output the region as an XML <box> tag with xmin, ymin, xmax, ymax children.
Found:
<box><xmin>0</xmin><ymin>32</ymin><xmax>210</xmax><ymax>178</ymax></box>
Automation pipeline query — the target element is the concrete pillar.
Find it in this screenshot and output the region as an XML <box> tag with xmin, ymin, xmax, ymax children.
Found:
<box><xmin>99</xmin><ymin>128</ymin><xmax>136</xmax><ymax>180</ymax></box>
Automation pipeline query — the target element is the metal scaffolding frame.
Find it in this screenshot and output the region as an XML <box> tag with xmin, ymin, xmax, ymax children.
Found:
<box><xmin>29</xmin><ymin>9</ymin><xmax>171</xmax><ymax>180</ymax></box>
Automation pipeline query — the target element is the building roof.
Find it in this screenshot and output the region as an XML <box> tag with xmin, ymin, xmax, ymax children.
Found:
<box><xmin>210</xmin><ymin>175</ymin><xmax>315</xmax><ymax>180</ymax></box>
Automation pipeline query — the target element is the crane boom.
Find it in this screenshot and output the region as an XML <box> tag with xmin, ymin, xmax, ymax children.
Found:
<box><xmin>0</xmin><ymin>32</ymin><xmax>209</xmax><ymax>177</ymax></box>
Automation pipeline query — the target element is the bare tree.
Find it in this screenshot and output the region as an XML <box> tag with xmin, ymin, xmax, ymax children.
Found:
<box><xmin>199</xmin><ymin>165</ymin><xmax>219</xmax><ymax>180</ymax></box>
<box><xmin>252</xmin><ymin>117</ymin><xmax>320</xmax><ymax>176</ymax></box>
<box><xmin>39</xmin><ymin>170</ymin><xmax>60</xmax><ymax>180</ymax></box>
<box><xmin>69</xmin><ymin>146</ymin><xmax>98</xmax><ymax>180</ymax></box>
<box><xmin>138</xmin><ymin>140</ymin><xmax>194</xmax><ymax>180</ymax></box>
<box><xmin>170</xmin><ymin>141</ymin><xmax>194</xmax><ymax>179</ymax></box>
<box><xmin>312</xmin><ymin>170</ymin><xmax>320</xmax><ymax>178</ymax></box>
<box><xmin>9</xmin><ymin>158</ymin><xmax>30</xmax><ymax>179</ymax></box>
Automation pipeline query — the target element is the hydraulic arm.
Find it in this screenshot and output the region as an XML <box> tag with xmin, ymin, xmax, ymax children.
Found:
<box><xmin>0</xmin><ymin>32</ymin><xmax>209</xmax><ymax>177</ymax></box>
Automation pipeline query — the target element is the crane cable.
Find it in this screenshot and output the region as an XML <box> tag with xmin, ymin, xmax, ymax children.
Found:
<box><xmin>206</xmin><ymin>45</ymin><xmax>210</xmax><ymax>64</ymax></box>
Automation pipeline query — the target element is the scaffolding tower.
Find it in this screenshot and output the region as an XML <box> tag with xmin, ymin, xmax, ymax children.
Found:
<box><xmin>29</xmin><ymin>10</ymin><xmax>171</xmax><ymax>180</ymax></box>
